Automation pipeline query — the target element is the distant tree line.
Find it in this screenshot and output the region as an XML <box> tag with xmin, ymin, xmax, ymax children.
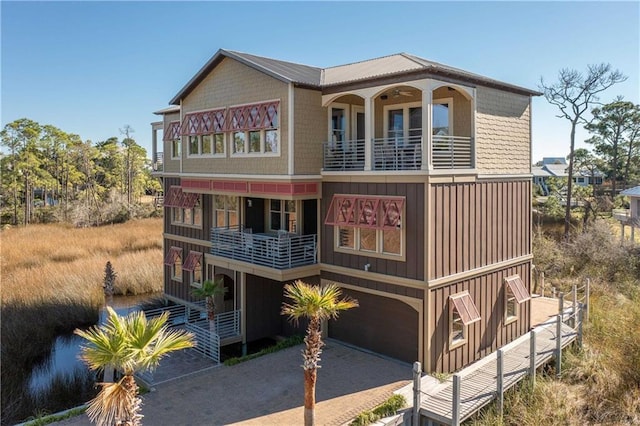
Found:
<box><xmin>0</xmin><ymin>118</ymin><xmax>161</xmax><ymax>227</ymax></box>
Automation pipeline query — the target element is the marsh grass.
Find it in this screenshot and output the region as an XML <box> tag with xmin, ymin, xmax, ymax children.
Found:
<box><xmin>1</xmin><ymin>218</ymin><xmax>163</xmax><ymax>425</ymax></box>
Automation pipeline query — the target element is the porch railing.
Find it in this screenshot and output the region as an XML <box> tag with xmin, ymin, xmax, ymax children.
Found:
<box><xmin>323</xmin><ymin>139</ymin><xmax>365</xmax><ymax>171</ymax></box>
<box><xmin>432</xmin><ymin>135</ymin><xmax>473</xmax><ymax>169</ymax></box>
<box><xmin>322</xmin><ymin>135</ymin><xmax>474</xmax><ymax>171</ymax></box>
<box><xmin>153</xmin><ymin>152</ymin><xmax>164</xmax><ymax>171</ymax></box>
<box><xmin>211</xmin><ymin>225</ymin><xmax>318</xmax><ymax>269</ymax></box>
<box><xmin>373</xmin><ymin>136</ymin><xmax>422</xmax><ymax>170</ymax></box>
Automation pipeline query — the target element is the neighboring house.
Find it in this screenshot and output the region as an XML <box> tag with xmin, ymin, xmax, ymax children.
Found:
<box><xmin>532</xmin><ymin>157</ymin><xmax>603</xmax><ymax>195</ymax></box>
<box><xmin>150</xmin><ymin>49</ymin><xmax>539</xmax><ymax>373</ymax></box>
<box><xmin>615</xmin><ymin>186</ymin><xmax>640</xmax><ymax>241</ymax></box>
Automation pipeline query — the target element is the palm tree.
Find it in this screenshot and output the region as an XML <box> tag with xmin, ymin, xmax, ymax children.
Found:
<box><xmin>281</xmin><ymin>280</ymin><xmax>358</xmax><ymax>426</ymax></box>
<box><xmin>75</xmin><ymin>306</ymin><xmax>194</xmax><ymax>426</ymax></box>
<box><xmin>191</xmin><ymin>278</ymin><xmax>226</xmax><ymax>334</ymax></box>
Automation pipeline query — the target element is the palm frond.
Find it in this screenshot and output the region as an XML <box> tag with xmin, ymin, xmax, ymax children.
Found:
<box><xmin>281</xmin><ymin>280</ymin><xmax>358</xmax><ymax>323</ymax></box>
<box><xmin>85</xmin><ymin>380</ymin><xmax>131</xmax><ymax>426</ymax></box>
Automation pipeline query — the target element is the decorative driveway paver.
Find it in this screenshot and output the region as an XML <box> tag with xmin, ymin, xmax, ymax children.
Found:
<box><xmin>55</xmin><ymin>340</ymin><xmax>411</xmax><ymax>425</ymax></box>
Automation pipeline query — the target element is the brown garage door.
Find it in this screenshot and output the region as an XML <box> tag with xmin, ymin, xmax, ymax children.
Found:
<box><xmin>328</xmin><ymin>288</ymin><xmax>418</xmax><ymax>364</ymax></box>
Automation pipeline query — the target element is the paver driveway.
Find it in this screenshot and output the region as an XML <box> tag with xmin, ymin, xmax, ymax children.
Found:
<box><xmin>55</xmin><ymin>340</ymin><xmax>411</xmax><ymax>426</ymax></box>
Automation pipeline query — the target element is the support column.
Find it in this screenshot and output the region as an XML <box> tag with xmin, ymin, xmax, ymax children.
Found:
<box><xmin>364</xmin><ymin>95</ymin><xmax>374</xmax><ymax>171</ymax></box>
<box><xmin>421</xmin><ymin>82</ymin><xmax>433</xmax><ymax>171</ymax></box>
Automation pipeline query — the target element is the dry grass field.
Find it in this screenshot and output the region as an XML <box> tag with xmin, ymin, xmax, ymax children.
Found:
<box><xmin>2</xmin><ymin>218</ymin><xmax>164</xmax><ymax>306</ymax></box>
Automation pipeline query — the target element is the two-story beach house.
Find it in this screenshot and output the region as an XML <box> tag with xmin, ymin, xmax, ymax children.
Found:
<box><xmin>150</xmin><ymin>49</ymin><xmax>539</xmax><ymax>373</ymax></box>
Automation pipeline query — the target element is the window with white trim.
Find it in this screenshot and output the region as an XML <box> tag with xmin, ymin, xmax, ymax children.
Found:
<box><xmin>181</xmin><ymin>109</ymin><xmax>226</xmax><ymax>157</ymax></box>
<box><xmin>449</xmin><ymin>291</ymin><xmax>481</xmax><ymax>349</ymax></box>
<box><xmin>433</xmin><ymin>97</ymin><xmax>454</xmax><ymax>136</ymax></box>
<box><xmin>229</xmin><ymin>102</ymin><xmax>279</xmax><ymax>155</ymax></box>
<box><xmin>171</xmin><ymin>202</ymin><xmax>202</xmax><ymax>227</ymax></box>
<box><xmin>183</xmin><ymin>251</ymin><xmax>203</xmax><ymax>288</ymax></box>
<box><xmin>504</xmin><ymin>275</ymin><xmax>531</xmax><ymax>324</ymax></box>
<box><xmin>214</xmin><ymin>195</ymin><xmax>239</xmax><ymax>228</ymax></box>
<box><xmin>164</xmin><ymin>121</ymin><xmax>182</xmax><ymax>159</ymax></box>
<box><xmin>164</xmin><ymin>247</ymin><xmax>183</xmax><ymax>282</ymax></box>
<box><xmin>327</xmin><ymin>196</ymin><xmax>404</xmax><ymax>257</ymax></box>
<box><xmin>172</xmin><ymin>138</ymin><xmax>182</xmax><ymax>158</ymax></box>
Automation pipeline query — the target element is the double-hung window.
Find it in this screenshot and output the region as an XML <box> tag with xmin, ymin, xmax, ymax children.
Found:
<box><xmin>326</xmin><ymin>195</ymin><xmax>405</xmax><ymax>259</ymax></box>
<box><xmin>229</xmin><ymin>101</ymin><xmax>279</xmax><ymax>155</ymax></box>
<box><xmin>214</xmin><ymin>195</ymin><xmax>239</xmax><ymax>228</ymax></box>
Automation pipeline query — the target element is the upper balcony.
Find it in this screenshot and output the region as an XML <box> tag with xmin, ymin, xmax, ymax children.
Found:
<box><xmin>322</xmin><ymin>81</ymin><xmax>475</xmax><ymax>173</ymax></box>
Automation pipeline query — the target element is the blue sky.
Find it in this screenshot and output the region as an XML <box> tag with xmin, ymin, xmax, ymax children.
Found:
<box><xmin>2</xmin><ymin>1</ymin><xmax>638</xmax><ymax>162</ymax></box>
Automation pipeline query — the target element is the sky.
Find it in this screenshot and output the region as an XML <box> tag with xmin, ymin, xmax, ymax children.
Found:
<box><xmin>2</xmin><ymin>1</ymin><xmax>639</xmax><ymax>162</ymax></box>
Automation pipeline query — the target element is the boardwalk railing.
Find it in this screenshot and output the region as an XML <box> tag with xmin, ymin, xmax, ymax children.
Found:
<box><xmin>432</xmin><ymin>135</ymin><xmax>473</xmax><ymax>169</ymax></box>
<box><xmin>211</xmin><ymin>225</ymin><xmax>318</xmax><ymax>269</ymax></box>
<box><xmin>372</xmin><ymin>136</ymin><xmax>422</xmax><ymax>171</ymax></box>
<box><xmin>415</xmin><ymin>280</ymin><xmax>590</xmax><ymax>425</ymax></box>
<box><xmin>323</xmin><ymin>139</ymin><xmax>366</xmax><ymax>171</ymax></box>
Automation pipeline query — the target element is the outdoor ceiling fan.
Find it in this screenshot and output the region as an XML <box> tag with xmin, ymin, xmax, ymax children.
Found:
<box><xmin>390</xmin><ymin>89</ymin><xmax>413</xmax><ymax>98</ymax></box>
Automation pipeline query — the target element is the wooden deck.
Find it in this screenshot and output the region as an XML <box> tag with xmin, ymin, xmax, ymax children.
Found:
<box><xmin>418</xmin><ymin>319</ymin><xmax>578</xmax><ymax>425</ymax></box>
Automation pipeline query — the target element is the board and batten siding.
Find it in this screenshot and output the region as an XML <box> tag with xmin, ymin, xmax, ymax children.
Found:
<box><xmin>163</xmin><ymin>238</ymin><xmax>210</xmax><ymax>303</ymax></box>
<box><xmin>429</xmin><ymin>262</ymin><xmax>531</xmax><ymax>373</ymax></box>
<box><xmin>321</xmin><ymin>181</ymin><xmax>425</xmax><ymax>281</ymax></box>
<box><xmin>429</xmin><ymin>180</ymin><xmax>531</xmax><ymax>280</ymax></box>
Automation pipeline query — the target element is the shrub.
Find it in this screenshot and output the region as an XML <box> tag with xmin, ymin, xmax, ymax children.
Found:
<box><xmin>350</xmin><ymin>394</ymin><xmax>406</xmax><ymax>426</ymax></box>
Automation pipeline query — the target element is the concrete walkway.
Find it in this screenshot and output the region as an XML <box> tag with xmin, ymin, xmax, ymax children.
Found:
<box><xmin>55</xmin><ymin>340</ymin><xmax>411</xmax><ymax>426</ymax></box>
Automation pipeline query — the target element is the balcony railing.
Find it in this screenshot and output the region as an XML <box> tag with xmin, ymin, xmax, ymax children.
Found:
<box><xmin>322</xmin><ymin>135</ymin><xmax>474</xmax><ymax>171</ymax></box>
<box><xmin>323</xmin><ymin>139</ymin><xmax>365</xmax><ymax>171</ymax></box>
<box><xmin>211</xmin><ymin>225</ymin><xmax>318</xmax><ymax>269</ymax></box>
<box><xmin>373</xmin><ymin>136</ymin><xmax>422</xmax><ymax>170</ymax></box>
<box><xmin>153</xmin><ymin>152</ymin><xmax>164</xmax><ymax>171</ymax></box>
<box><xmin>432</xmin><ymin>135</ymin><xmax>473</xmax><ymax>169</ymax></box>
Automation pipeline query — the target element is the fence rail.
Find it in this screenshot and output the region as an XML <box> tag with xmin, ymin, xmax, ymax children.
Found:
<box><xmin>372</xmin><ymin>136</ymin><xmax>422</xmax><ymax>171</ymax></box>
<box><xmin>323</xmin><ymin>139</ymin><xmax>365</xmax><ymax>171</ymax></box>
<box><xmin>432</xmin><ymin>135</ymin><xmax>473</xmax><ymax>169</ymax></box>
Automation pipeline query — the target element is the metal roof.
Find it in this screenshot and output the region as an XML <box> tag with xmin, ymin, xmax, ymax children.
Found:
<box><xmin>169</xmin><ymin>49</ymin><xmax>540</xmax><ymax>105</ymax></box>
<box><xmin>621</xmin><ymin>186</ymin><xmax>640</xmax><ymax>197</ymax></box>
<box><xmin>532</xmin><ymin>166</ymin><xmax>553</xmax><ymax>177</ymax></box>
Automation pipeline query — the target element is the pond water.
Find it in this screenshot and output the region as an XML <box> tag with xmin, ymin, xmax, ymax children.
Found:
<box><xmin>26</xmin><ymin>294</ymin><xmax>161</xmax><ymax>408</ymax></box>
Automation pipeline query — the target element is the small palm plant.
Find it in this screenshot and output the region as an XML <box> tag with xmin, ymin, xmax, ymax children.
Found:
<box><xmin>281</xmin><ymin>280</ymin><xmax>358</xmax><ymax>426</ymax></box>
<box><xmin>191</xmin><ymin>278</ymin><xmax>226</xmax><ymax>334</ymax></box>
<box><xmin>75</xmin><ymin>307</ymin><xmax>194</xmax><ymax>426</ymax></box>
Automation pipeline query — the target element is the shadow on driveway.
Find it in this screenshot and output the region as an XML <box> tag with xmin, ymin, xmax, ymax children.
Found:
<box><xmin>56</xmin><ymin>340</ymin><xmax>411</xmax><ymax>426</ymax></box>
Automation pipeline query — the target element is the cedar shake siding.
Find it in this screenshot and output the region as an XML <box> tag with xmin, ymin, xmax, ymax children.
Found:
<box><xmin>321</xmin><ymin>181</ymin><xmax>425</xmax><ymax>281</ymax></box>
<box><xmin>181</xmin><ymin>57</ymin><xmax>289</xmax><ymax>176</ymax></box>
<box><xmin>429</xmin><ymin>179</ymin><xmax>531</xmax><ymax>280</ymax></box>
<box><xmin>329</xmin><ymin>287</ymin><xmax>419</xmax><ymax>364</ymax></box>
<box><xmin>294</xmin><ymin>87</ymin><xmax>326</xmax><ymax>175</ymax></box>
<box><xmin>429</xmin><ymin>261</ymin><xmax>531</xmax><ymax>373</ymax></box>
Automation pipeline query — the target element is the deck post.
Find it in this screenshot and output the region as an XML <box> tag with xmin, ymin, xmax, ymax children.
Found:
<box><xmin>529</xmin><ymin>330</ymin><xmax>536</xmax><ymax>387</ymax></box>
<box><xmin>412</xmin><ymin>362</ymin><xmax>421</xmax><ymax>426</ymax></box>
<box><xmin>558</xmin><ymin>292</ymin><xmax>564</xmax><ymax>322</ymax></box>
<box><xmin>452</xmin><ymin>374</ymin><xmax>461</xmax><ymax>426</ymax></box>
<box><xmin>577</xmin><ymin>303</ymin><xmax>584</xmax><ymax>349</ymax></box>
<box><xmin>497</xmin><ymin>349</ymin><xmax>504</xmax><ymax>419</ymax></box>
<box><xmin>585</xmin><ymin>278</ymin><xmax>590</xmax><ymax>322</ymax></box>
<box><xmin>572</xmin><ymin>285</ymin><xmax>577</xmax><ymax>328</ymax></box>
<box><xmin>556</xmin><ymin>313</ymin><xmax>562</xmax><ymax>378</ymax></box>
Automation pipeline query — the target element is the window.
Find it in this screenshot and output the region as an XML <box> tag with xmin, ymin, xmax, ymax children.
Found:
<box><xmin>172</xmin><ymin>138</ymin><xmax>182</xmax><ymax>158</ymax></box>
<box><xmin>383</xmin><ymin>102</ymin><xmax>422</xmax><ymax>144</ymax></box>
<box><xmin>504</xmin><ymin>275</ymin><xmax>531</xmax><ymax>324</ymax></box>
<box><xmin>326</xmin><ymin>196</ymin><xmax>404</xmax><ymax>258</ymax></box>
<box><xmin>228</xmin><ymin>101</ymin><xmax>279</xmax><ymax>155</ymax></box>
<box><xmin>164</xmin><ymin>247</ymin><xmax>183</xmax><ymax>282</ymax></box>
<box><xmin>183</xmin><ymin>251</ymin><xmax>203</xmax><ymax>288</ymax></box>
<box><xmin>165</xmin><ymin>187</ymin><xmax>201</xmax><ymax>227</ymax></box>
<box><xmin>181</xmin><ymin>108</ymin><xmax>226</xmax><ymax>157</ymax></box>
<box><xmin>449</xmin><ymin>291</ymin><xmax>481</xmax><ymax>349</ymax></box>
<box><xmin>433</xmin><ymin>98</ymin><xmax>453</xmax><ymax>136</ymax></box>
<box><xmin>269</xmin><ymin>199</ymin><xmax>297</xmax><ymax>232</ymax></box>
<box><xmin>214</xmin><ymin>195</ymin><xmax>239</xmax><ymax>228</ymax></box>
<box><xmin>331</xmin><ymin>107</ymin><xmax>347</xmax><ymax>143</ymax></box>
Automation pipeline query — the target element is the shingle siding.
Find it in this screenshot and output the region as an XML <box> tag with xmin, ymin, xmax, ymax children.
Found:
<box><xmin>475</xmin><ymin>87</ymin><xmax>531</xmax><ymax>175</ymax></box>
